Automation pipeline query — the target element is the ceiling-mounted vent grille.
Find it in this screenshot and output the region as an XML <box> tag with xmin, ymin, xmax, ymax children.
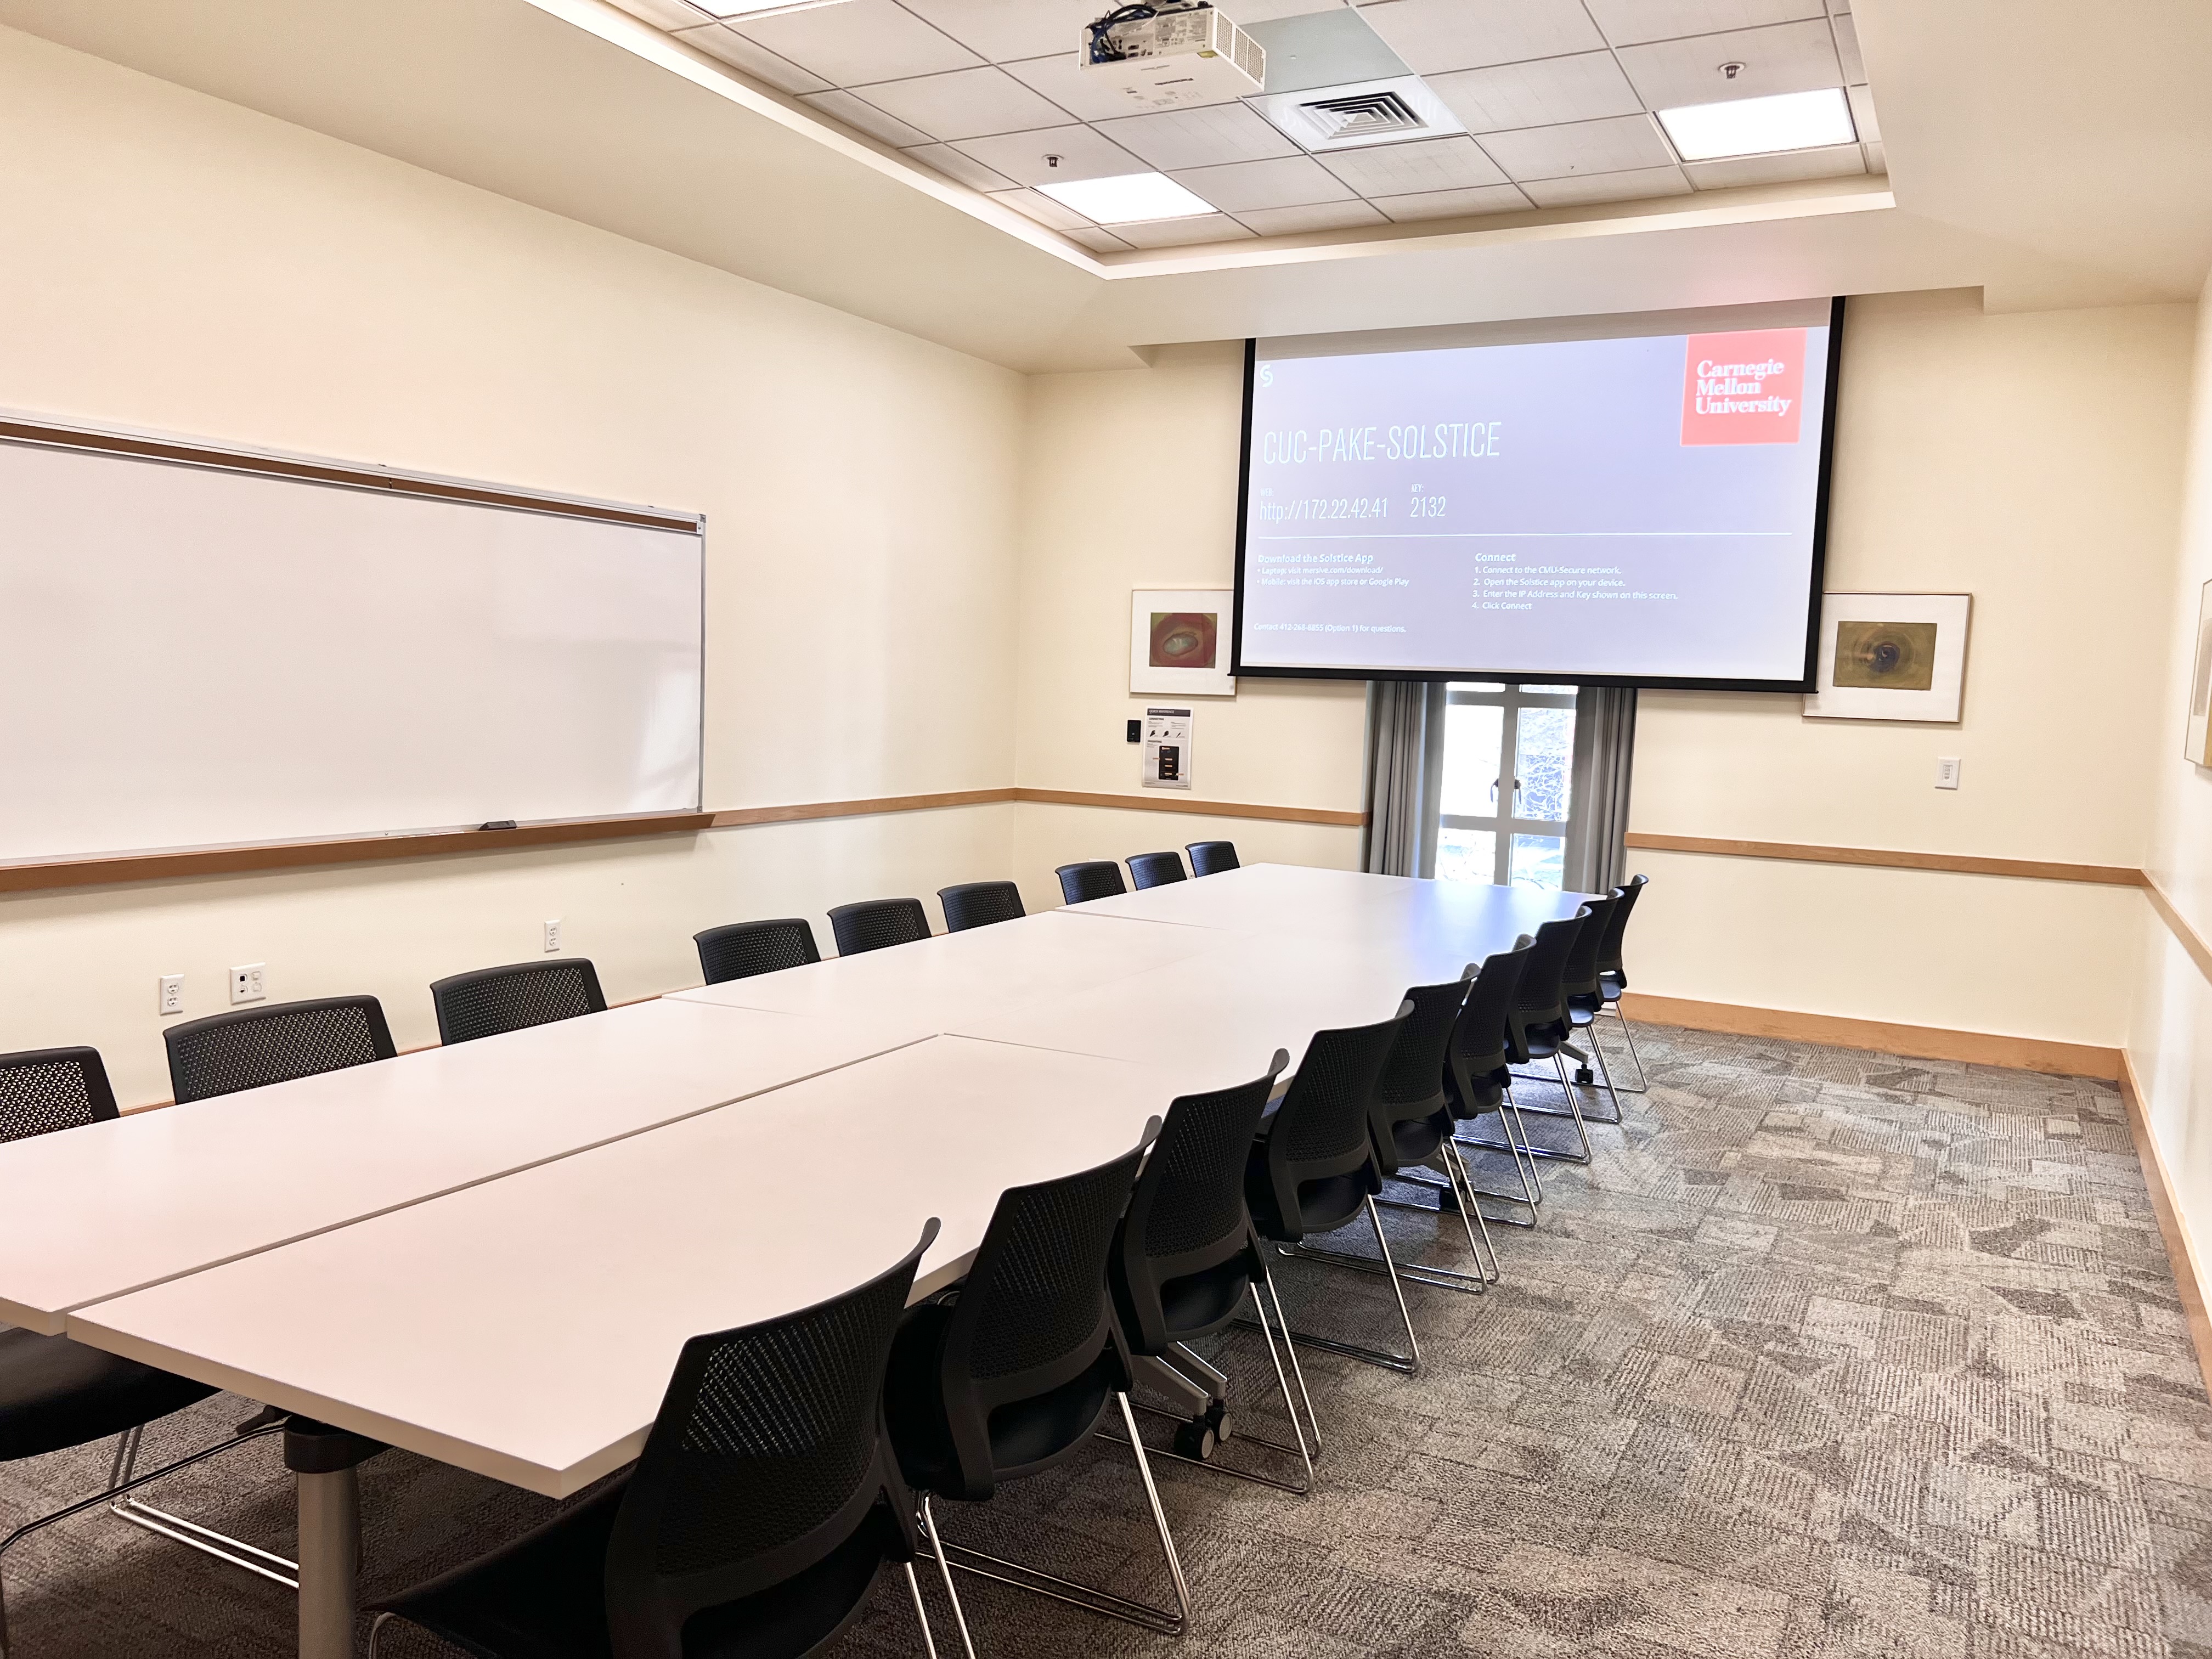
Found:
<box><xmin>1301</xmin><ymin>89</ymin><xmax>1426</xmax><ymax>142</ymax></box>
<box><xmin>1250</xmin><ymin>75</ymin><xmax>1470</xmax><ymax>154</ymax></box>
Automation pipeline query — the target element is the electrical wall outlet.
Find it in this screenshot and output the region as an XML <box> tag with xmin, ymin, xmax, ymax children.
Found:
<box><xmin>544</xmin><ymin>918</ymin><xmax>562</xmax><ymax>953</ymax></box>
<box><xmin>1935</xmin><ymin>756</ymin><xmax>1962</xmax><ymax>790</ymax></box>
<box><xmin>158</xmin><ymin>974</ymin><xmax>184</xmax><ymax>1015</ymax></box>
<box><xmin>229</xmin><ymin>963</ymin><xmax>266</xmax><ymax>1005</ymax></box>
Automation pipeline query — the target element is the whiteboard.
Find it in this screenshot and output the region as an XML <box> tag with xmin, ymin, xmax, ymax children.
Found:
<box><xmin>0</xmin><ymin>434</ymin><xmax>703</xmax><ymax>862</ymax></box>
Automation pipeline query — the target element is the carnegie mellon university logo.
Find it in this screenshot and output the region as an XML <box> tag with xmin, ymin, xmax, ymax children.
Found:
<box><xmin>1680</xmin><ymin>328</ymin><xmax>1807</xmax><ymax>445</ymax></box>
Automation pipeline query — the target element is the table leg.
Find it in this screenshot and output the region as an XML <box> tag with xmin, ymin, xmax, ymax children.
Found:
<box><xmin>296</xmin><ymin>1466</ymin><xmax>358</xmax><ymax>1659</ymax></box>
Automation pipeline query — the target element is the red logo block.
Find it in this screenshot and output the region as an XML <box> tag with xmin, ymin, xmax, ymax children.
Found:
<box><xmin>1681</xmin><ymin>328</ymin><xmax>1807</xmax><ymax>445</ymax></box>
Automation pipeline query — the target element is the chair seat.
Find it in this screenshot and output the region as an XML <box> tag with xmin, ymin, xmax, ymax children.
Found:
<box><xmin>1155</xmin><ymin>1256</ymin><xmax>1252</xmax><ymax>1341</ymax></box>
<box><xmin>370</xmin><ymin>1479</ymin><xmax>891</xmax><ymax>1659</ymax></box>
<box><xmin>1244</xmin><ymin>1161</ymin><xmax>1367</xmax><ymax>1243</ymax></box>
<box><xmin>1389</xmin><ymin>1110</ymin><xmax>1450</xmax><ymax>1166</ymax></box>
<box><xmin>884</xmin><ymin>1305</ymin><xmax>1120</xmax><ymax>1496</ymax></box>
<box><xmin>0</xmin><ymin>1329</ymin><xmax>218</xmax><ymax>1462</ymax></box>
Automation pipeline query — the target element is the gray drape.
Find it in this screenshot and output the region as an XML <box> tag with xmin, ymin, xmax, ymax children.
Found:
<box><xmin>1567</xmin><ymin>686</ymin><xmax>1637</xmax><ymax>895</ymax></box>
<box><xmin>1362</xmin><ymin>681</ymin><xmax>1446</xmax><ymax>876</ymax></box>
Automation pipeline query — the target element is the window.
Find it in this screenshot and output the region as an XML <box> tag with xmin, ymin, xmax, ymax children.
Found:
<box><xmin>1430</xmin><ymin>683</ymin><xmax>1585</xmax><ymax>889</ymax></box>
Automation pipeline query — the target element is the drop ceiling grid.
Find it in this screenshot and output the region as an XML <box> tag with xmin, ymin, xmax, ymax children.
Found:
<box><xmin>629</xmin><ymin>0</ymin><xmax>1884</xmax><ymax>251</ymax></box>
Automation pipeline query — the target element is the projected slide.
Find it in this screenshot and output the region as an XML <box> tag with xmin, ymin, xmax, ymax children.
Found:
<box><xmin>1235</xmin><ymin>317</ymin><xmax>1833</xmax><ymax>686</ymax></box>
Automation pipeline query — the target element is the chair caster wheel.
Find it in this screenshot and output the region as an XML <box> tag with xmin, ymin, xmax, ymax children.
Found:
<box><xmin>1204</xmin><ymin>1399</ymin><xmax>1233</xmax><ymax>1446</ymax></box>
<box><xmin>1173</xmin><ymin>1418</ymin><xmax>1218</xmax><ymax>1462</ymax></box>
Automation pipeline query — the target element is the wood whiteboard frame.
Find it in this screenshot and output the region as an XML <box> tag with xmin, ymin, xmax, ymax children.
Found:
<box><xmin>0</xmin><ymin>410</ymin><xmax>709</xmax><ymax>888</ymax></box>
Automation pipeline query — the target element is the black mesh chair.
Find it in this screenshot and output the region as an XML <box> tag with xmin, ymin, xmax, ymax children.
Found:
<box><xmin>1126</xmin><ymin>851</ymin><xmax>1187</xmax><ymax>890</ymax></box>
<box><xmin>1054</xmin><ymin>861</ymin><xmax>1126</xmax><ymax>906</ymax></box>
<box><xmin>1593</xmin><ymin>873</ymin><xmax>1650</xmax><ymax>1091</ymax></box>
<box><xmin>696</xmin><ymin>917</ymin><xmax>821</xmax><ymax>986</ymax></box>
<box><xmin>430</xmin><ymin>960</ymin><xmax>606</xmax><ymax>1046</ymax></box>
<box><xmin>1243</xmin><ymin>1005</ymin><xmax>1420</xmax><ymax>1374</ymax></box>
<box><xmin>1556</xmin><ymin>891</ymin><xmax>1623</xmax><ymax>1123</ymax></box>
<box><xmin>1492</xmin><ymin>910</ymin><xmax>1596</xmax><ymax>1164</ymax></box>
<box><xmin>1185</xmin><ymin>842</ymin><xmax>1239</xmax><ymax>877</ymax></box>
<box><xmin>827</xmin><ymin>898</ymin><xmax>930</xmax><ymax>957</ymax></box>
<box><xmin>1344</xmin><ymin>975</ymin><xmax>1499</xmax><ymax>1294</ymax></box>
<box><xmin>938</xmin><ymin>881</ymin><xmax>1024</xmax><ymax>934</ymax></box>
<box><xmin>1105</xmin><ymin>1053</ymin><xmax>1316</xmax><ymax>1495</ymax></box>
<box><xmin>1443</xmin><ymin>943</ymin><xmax>1545</xmax><ymax>1227</ymax></box>
<box><xmin>367</xmin><ymin>1222</ymin><xmax>943</xmax><ymax>1659</ymax></box>
<box><xmin>164</xmin><ymin>995</ymin><xmax>396</xmax><ymax>1105</ymax></box>
<box><xmin>886</xmin><ymin>1123</ymin><xmax>1190</xmax><ymax>1643</ymax></box>
<box><xmin>0</xmin><ymin>1047</ymin><xmax>295</xmax><ymax>1645</ymax></box>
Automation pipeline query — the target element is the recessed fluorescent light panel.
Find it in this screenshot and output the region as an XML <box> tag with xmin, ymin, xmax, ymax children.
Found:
<box><xmin>693</xmin><ymin>0</ymin><xmax>852</xmax><ymax>18</ymax></box>
<box><xmin>1036</xmin><ymin>172</ymin><xmax>1215</xmax><ymax>225</ymax></box>
<box><xmin>1658</xmin><ymin>88</ymin><xmax>1857</xmax><ymax>161</ymax></box>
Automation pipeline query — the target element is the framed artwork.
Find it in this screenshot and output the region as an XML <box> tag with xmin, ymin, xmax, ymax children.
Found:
<box><xmin>1803</xmin><ymin>592</ymin><xmax>1971</xmax><ymax>722</ymax></box>
<box><xmin>2188</xmin><ymin>580</ymin><xmax>2212</xmax><ymax>766</ymax></box>
<box><xmin>1130</xmin><ymin>589</ymin><xmax>1234</xmax><ymax>697</ymax></box>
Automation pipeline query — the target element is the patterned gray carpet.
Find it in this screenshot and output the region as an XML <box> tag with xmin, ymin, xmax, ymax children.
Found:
<box><xmin>3</xmin><ymin>1024</ymin><xmax>2207</xmax><ymax>1658</ymax></box>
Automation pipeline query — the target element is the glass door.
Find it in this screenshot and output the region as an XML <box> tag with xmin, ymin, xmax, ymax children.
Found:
<box><xmin>1432</xmin><ymin>683</ymin><xmax>1583</xmax><ymax>889</ymax></box>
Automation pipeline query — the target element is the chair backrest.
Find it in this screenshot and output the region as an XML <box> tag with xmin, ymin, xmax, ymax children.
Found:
<box><xmin>1368</xmin><ymin>977</ymin><xmax>1472</xmax><ymax>1169</ymax></box>
<box><xmin>1451</xmin><ymin>943</ymin><xmax>1531</xmax><ymax>1085</ymax></box>
<box><xmin>1056</xmin><ymin>861</ymin><xmax>1126</xmax><ymax>905</ymax></box>
<box><xmin>1509</xmin><ymin>912</ymin><xmax>1588</xmax><ymax>1053</ymax></box>
<box><xmin>165</xmin><ymin>996</ymin><xmax>396</xmax><ymax>1105</ymax></box>
<box><xmin>1126</xmin><ymin>851</ymin><xmax>1187</xmax><ymax>890</ymax></box>
<box><xmin>938</xmin><ymin>881</ymin><xmax>1025</xmax><ymax>933</ymax></box>
<box><xmin>1114</xmin><ymin>1054</ymin><xmax>1286</xmax><ymax>1353</ymax></box>
<box><xmin>1598</xmin><ymin>873</ymin><xmax>1647</xmax><ymax>983</ymax></box>
<box><xmin>1185</xmin><ymin>841</ymin><xmax>1239</xmax><ymax>877</ymax></box>
<box><xmin>604</xmin><ymin>1221</ymin><xmax>938</xmax><ymax>1651</ymax></box>
<box><xmin>929</xmin><ymin>1124</ymin><xmax>1156</xmax><ymax>1489</ymax></box>
<box><xmin>1251</xmin><ymin>1005</ymin><xmax>1408</xmax><ymax>1234</ymax></box>
<box><xmin>430</xmin><ymin>960</ymin><xmax>606</xmax><ymax>1046</ymax></box>
<box><xmin>696</xmin><ymin>918</ymin><xmax>821</xmax><ymax>986</ymax></box>
<box><xmin>1559</xmin><ymin>893</ymin><xmax>1617</xmax><ymax>1000</ymax></box>
<box><xmin>0</xmin><ymin>1046</ymin><xmax>119</xmax><ymax>1144</ymax></box>
<box><xmin>827</xmin><ymin>899</ymin><xmax>931</xmax><ymax>957</ymax></box>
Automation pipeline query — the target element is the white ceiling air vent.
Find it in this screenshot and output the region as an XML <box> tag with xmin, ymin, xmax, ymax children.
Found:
<box><xmin>1249</xmin><ymin>75</ymin><xmax>1469</xmax><ymax>154</ymax></box>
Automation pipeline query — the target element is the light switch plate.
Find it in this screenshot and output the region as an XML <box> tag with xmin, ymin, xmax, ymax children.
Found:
<box><xmin>1935</xmin><ymin>757</ymin><xmax>1961</xmax><ymax>789</ymax></box>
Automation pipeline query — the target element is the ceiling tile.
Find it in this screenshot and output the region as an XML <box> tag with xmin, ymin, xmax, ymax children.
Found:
<box><xmin>1353</xmin><ymin>0</ymin><xmax>1605</xmax><ymax>75</ymax></box>
<box><xmin>1427</xmin><ymin>52</ymin><xmax>1642</xmax><ymax>134</ymax></box>
<box><xmin>673</xmin><ymin>25</ymin><xmax>831</xmax><ymax>93</ymax></box>
<box><xmin>986</xmin><ymin>186</ymin><xmax>1093</xmax><ymax>230</ymax></box>
<box><xmin>1846</xmin><ymin>83</ymin><xmax>1879</xmax><ymax>143</ymax></box>
<box><xmin>1096</xmin><ymin>104</ymin><xmax>1301</xmax><ymax>170</ymax></box>
<box><xmin>1171</xmin><ymin>155</ymin><xmax>1356</xmax><ymax>212</ymax></box>
<box><xmin>1002</xmin><ymin>52</ymin><xmax>1212</xmax><ymax>123</ymax></box>
<box><xmin>798</xmin><ymin>89</ymin><xmax>935</xmax><ymax>148</ymax></box>
<box><xmin>1684</xmin><ymin>141</ymin><xmax>1863</xmax><ymax>188</ymax></box>
<box><xmin>1615</xmin><ymin>19</ymin><xmax>1843</xmax><ymax>110</ymax></box>
<box><xmin>854</xmin><ymin>66</ymin><xmax>1070</xmax><ymax>139</ymax></box>
<box><xmin>1863</xmin><ymin>138</ymin><xmax>1884</xmax><ymax>174</ymax></box>
<box><xmin>1212</xmin><ymin>0</ymin><xmax>1352</xmax><ymax>22</ymax></box>
<box><xmin>1829</xmin><ymin>11</ymin><xmax>1865</xmax><ymax>81</ymax></box>
<box><xmin>902</xmin><ymin>143</ymin><xmax>1017</xmax><ymax>190</ymax></box>
<box><xmin>1581</xmin><ymin>0</ymin><xmax>1824</xmax><ymax>48</ymax></box>
<box><xmin>1062</xmin><ymin>225</ymin><xmax>1133</xmax><ymax>253</ymax></box>
<box><xmin>1375</xmin><ymin>183</ymin><xmax>1534</xmax><ymax>220</ymax></box>
<box><xmin>1233</xmin><ymin>199</ymin><xmax>1391</xmax><ymax>235</ymax></box>
<box><xmin>890</xmin><ymin>0</ymin><xmax>1100</xmax><ymax>64</ymax></box>
<box><xmin>1242</xmin><ymin>9</ymin><xmax>1409</xmax><ymax>95</ymax></box>
<box><xmin>1111</xmin><ymin>213</ymin><xmax>1258</xmax><ymax>247</ymax></box>
<box><xmin>611</xmin><ymin>0</ymin><xmax>716</xmax><ymax>28</ymax></box>
<box><xmin>735</xmin><ymin>0</ymin><xmax>980</xmax><ymax>86</ymax></box>
<box><xmin>1520</xmin><ymin>165</ymin><xmax>1691</xmax><ymax>207</ymax></box>
<box><xmin>1319</xmin><ymin>134</ymin><xmax>1509</xmax><ymax>195</ymax></box>
<box><xmin>949</xmin><ymin>123</ymin><xmax>1146</xmax><ymax>185</ymax></box>
<box><xmin>1479</xmin><ymin>114</ymin><xmax>1673</xmax><ymax>180</ymax></box>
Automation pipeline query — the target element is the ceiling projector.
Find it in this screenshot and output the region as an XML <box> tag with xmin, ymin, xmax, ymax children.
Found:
<box><xmin>1082</xmin><ymin>2</ymin><xmax>1266</xmax><ymax>113</ymax></box>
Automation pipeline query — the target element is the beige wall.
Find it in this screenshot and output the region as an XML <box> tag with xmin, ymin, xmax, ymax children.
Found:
<box><xmin>0</xmin><ymin>27</ymin><xmax>1024</xmax><ymax>1102</ymax></box>
<box><xmin>2130</xmin><ymin>270</ymin><xmax>2212</xmax><ymax>1278</ymax></box>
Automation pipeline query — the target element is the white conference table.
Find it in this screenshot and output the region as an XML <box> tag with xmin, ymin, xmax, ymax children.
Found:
<box><xmin>0</xmin><ymin>997</ymin><xmax>924</xmax><ymax>1333</ymax></box>
<box><xmin>8</xmin><ymin>864</ymin><xmax>1591</xmax><ymax>1657</ymax></box>
<box><xmin>72</xmin><ymin>1038</ymin><xmax>1172</xmax><ymax>1656</ymax></box>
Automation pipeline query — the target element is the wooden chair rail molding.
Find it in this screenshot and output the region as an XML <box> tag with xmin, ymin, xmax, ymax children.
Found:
<box><xmin>1623</xmin><ymin>831</ymin><xmax>2143</xmax><ymax>887</ymax></box>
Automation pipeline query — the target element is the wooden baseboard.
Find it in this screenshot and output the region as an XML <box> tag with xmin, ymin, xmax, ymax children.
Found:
<box><xmin>2117</xmin><ymin>1052</ymin><xmax>2212</xmax><ymax>1401</ymax></box>
<box><xmin>1617</xmin><ymin>991</ymin><xmax>2121</xmax><ymax>1080</ymax></box>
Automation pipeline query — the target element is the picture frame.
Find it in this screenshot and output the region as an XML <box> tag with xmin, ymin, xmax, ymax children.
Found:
<box><xmin>1802</xmin><ymin>592</ymin><xmax>1971</xmax><ymax>723</ymax></box>
<box><xmin>1130</xmin><ymin>589</ymin><xmax>1235</xmax><ymax>697</ymax></box>
<box><xmin>2188</xmin><ymin>579</ymin><xmax>2212</xmax><ymax>766</ymax></box>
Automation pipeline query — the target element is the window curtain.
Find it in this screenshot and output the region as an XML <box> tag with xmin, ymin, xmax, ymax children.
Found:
<box><xmin>1362</xmin><ymin>681</ymin><xmax>1446</xmax><ymax>876</ymax></box>
<box><xmin>1567</xmin><ymin>686</ymin><xmax>1637</xmax><ymax>895</ymax></box>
